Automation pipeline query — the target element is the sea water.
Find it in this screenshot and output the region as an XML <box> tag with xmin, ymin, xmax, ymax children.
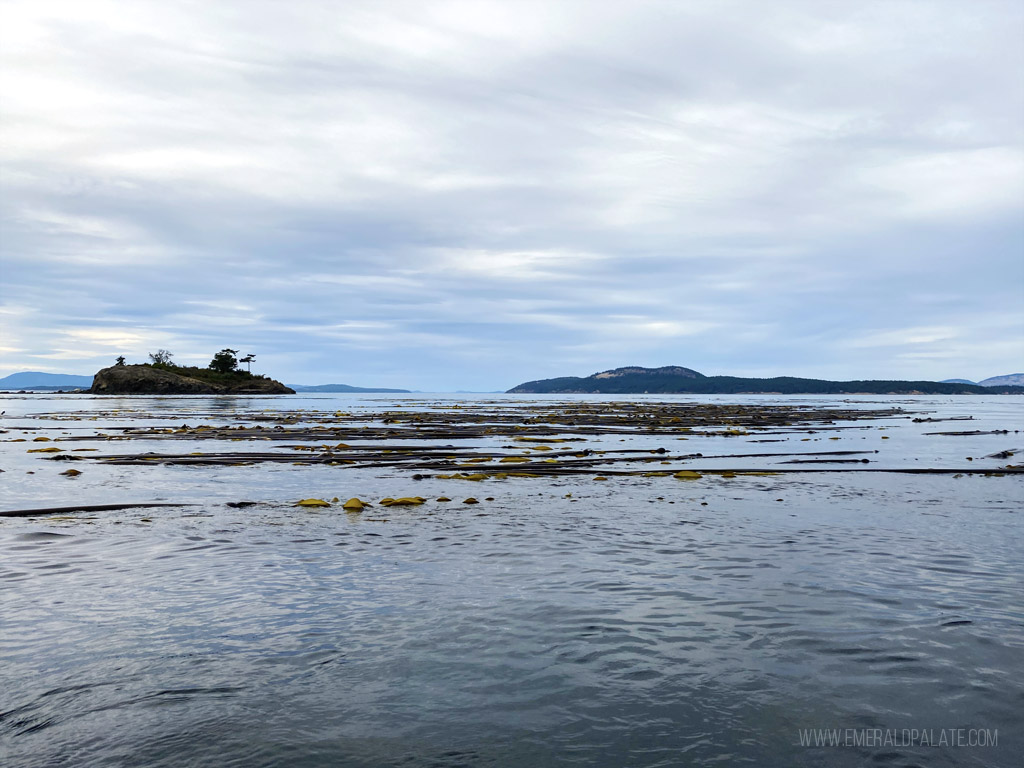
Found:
<box><xmin>1</xmin><ymin>394</ymin><xmax>1022</xmax><ymax>767</ymax></box>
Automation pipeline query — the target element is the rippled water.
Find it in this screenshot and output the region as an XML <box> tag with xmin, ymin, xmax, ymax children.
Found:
<box><xmin>2</xmin><ymin>394</ymin><xmax>1022</xmax><ymax>767</ymax></box>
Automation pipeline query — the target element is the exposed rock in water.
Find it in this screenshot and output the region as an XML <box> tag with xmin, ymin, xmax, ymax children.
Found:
<box><xmin>89</xmin><ymin>365</ymin><xmax>295</xmax><ymax>395</ymax></box>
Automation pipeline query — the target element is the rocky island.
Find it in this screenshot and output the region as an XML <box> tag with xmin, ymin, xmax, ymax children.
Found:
<box><xmin>90</xmin><ymin>365</ymin><xmax>294</xmax><ymax>395</ymax></box>
<box><xmin>89</xmin><ymin>349</ymin><xmax>294</xmax><ymax>394</ymax></box>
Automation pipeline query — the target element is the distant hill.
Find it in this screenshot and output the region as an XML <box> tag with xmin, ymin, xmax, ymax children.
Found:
<box><xmin>509</xmin><ymin>366</ymin><xmax>1024</xmax><ymax>395</ymax></box>
<box><xmin>978</xmin><ymin>373</ymin><xmax>1024</xmax><ymax>387</ymax></box>
<box><xmin>940</xmin><ymin>375</ymin><xmax>1024</xmax><ymax>387</ymax></box>
<box><xmin>288</xmin><ymin>383</ymin><xmax>411</xmax><ymax>393</ymax></box>
<box><xmin>592</xmin><ymin>365</ymin><xmax>703</xmax><ymax>380</ymax></box>
<box><xmin>0</xmin><ymin>371</ymin><xmax>93</xmax><ymax>389</ymax></box>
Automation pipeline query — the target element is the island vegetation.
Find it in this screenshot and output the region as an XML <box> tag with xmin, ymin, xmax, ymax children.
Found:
<box><xmin>144</xmin><ymin>348</ymin><xmax>267</xmax><ymax>386</ymax></box>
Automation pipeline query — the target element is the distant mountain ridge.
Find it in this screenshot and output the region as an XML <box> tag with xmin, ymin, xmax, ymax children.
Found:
<box><xmin>509</xmin><ymin>366</ymin><xmax>1024</xmax><ymax>395</ymax></box>
<box><xmin>940</xmin><ymin>374</ymin><xmax>1024</xmax><ymax>387</ymax></box>
<box><xmin>978</xmin><ymin>373</ymin><xmax>1024</xmax><ymax>387</ymax></box>
<box><xmin>288</xmin><ymin>383</ymin><xmax>411</xmax><ymax>393</ymax></box>
<box><xmin>0</xmin><ymin>372</ymin><xmax>93</xmax><ymax>389</ymax></box>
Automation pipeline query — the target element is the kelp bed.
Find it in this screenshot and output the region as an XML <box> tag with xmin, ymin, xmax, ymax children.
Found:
<box><xmin>8</xmin><ymin>400</ymin><xmax>1021</xmax><ymax>478</ymax></box>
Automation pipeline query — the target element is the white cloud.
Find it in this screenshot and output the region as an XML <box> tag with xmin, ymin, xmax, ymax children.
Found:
<box><xmin>1</xmin><ymin>0</ymin><xmax>1022</xmax><ymax>388</ymax></box>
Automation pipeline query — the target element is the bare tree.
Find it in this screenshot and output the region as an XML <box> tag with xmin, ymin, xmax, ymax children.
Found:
<box><xmin>149</xmin><ymin>349</ymin><xmax>174</xmax><ymax>365</ymax></box>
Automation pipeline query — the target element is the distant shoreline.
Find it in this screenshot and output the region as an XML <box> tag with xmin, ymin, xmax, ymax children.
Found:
<box><xmin>4</xmin><ymin>388</ymin><xmax>1024</xmax><ymax>397</ymax></box>
<box><xmin>508</xmin><ymin>367</ymin><xmax>1024</xmax><ymax>395</ymax></box>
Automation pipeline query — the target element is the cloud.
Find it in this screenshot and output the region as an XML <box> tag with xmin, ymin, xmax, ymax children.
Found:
<box><xmin>1</xmin><ymin>0</ymin><xmax>1022</xmax><ymax>389</ymax></box>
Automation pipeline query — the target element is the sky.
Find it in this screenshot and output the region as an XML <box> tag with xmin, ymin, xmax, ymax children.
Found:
<box><xmin>1</xmin><ymin>0</ymin><xmax>1022</xmax><ymax>391</ymax></box>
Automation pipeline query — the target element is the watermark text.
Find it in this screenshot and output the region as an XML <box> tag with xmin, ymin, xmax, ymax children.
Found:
<box><xmin>797</xmin><ymin>728</ymin><xmax>998</xmax><ymax>748</ymax></box>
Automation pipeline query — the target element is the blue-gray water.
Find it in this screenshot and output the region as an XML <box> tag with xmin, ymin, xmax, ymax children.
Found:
<box><xmin>2</xmin><ymin>394</ymin><xmax>1022</xmax><ymax>767</ymax></box>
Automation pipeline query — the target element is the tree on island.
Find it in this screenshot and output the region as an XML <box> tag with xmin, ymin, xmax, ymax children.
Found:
<box><xmin>239</xmin><ymin>354</ymin><xmax>255</xmax><ymax>372</ymax></box>
<box><xmin>209</xmin><ymin>348</ymin><xmax>240</xmax><ymax>374</ymax></box>
<box><xmin>149</xmin><ymin>349</ymin><xmax>173</xmax><ymax>365</ymax></box>
<box><xmin>115</xmin><ymin>355</ymin><xmax>126</xmax><ymax>366</ymax></box>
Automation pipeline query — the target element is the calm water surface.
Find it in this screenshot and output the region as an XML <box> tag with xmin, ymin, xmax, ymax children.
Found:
<box><xmin>1</xmin><ymin>394</ymin><xmax>1022</xmax><ymax>767</ymax></box>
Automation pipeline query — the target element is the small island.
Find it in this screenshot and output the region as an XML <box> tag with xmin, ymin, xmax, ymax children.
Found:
<box><xmin>90</xmin><ymin>349</ymin><xmax>294</xmax><ymax>395</ymax></box>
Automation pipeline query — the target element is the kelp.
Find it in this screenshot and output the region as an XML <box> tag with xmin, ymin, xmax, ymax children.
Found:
<box><xmin>0</xmin><ymin>502</ymin><xmax>197</xmax><ymax>518</ymax></box>
<box><xmin>18</xmin><ymin>400</ymin><xmax>1020</xmax><ymax>479</ymax></box>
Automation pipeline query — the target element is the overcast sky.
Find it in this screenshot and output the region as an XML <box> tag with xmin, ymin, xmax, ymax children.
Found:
<box><xmin>1</xmin><ymin>0</ymin><xmax>1022</xmax><ymax>390</ymax></box>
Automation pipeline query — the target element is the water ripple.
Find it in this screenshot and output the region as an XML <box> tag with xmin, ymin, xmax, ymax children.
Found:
<box><xmin>2</xmin><ymin>395</ymin><xmax>1022</xmax><ymax>767</ymax></box>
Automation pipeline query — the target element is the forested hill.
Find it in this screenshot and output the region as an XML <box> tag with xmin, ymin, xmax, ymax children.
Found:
<box><xmin>508</xmin><ymin>368</ymin><xmax>1024</xmax><ymax>395</ymax></box>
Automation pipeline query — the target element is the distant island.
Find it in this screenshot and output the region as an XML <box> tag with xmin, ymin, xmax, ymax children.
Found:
<box><xmin>508</xmin><ymin>365</ymin><xmax>1024</xmax><ymax>395</ymax></box>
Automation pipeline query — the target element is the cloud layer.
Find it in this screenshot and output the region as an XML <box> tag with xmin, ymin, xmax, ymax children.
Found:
<box><xmin>2</xmin><ymin>0</ymin><xmax>1022</xmax><ymax>389</ymax></box>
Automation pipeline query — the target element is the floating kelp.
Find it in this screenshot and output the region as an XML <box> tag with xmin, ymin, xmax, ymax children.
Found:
<box><xmin>924</xmin><ymin>430</ymin><xmax>1014</xmax><ymax>436</ymax></box>
<box><xmin>18</xmin><ymin>400</ymin><xmax>1021</xmax><ymax>480</ymax></box>
<box><xmin>0</xmin><ymin>502</ymin><xmax>197</xmax><ymax>518</ymax></box>
<box><xmin>38</xmin><ymin>401</ymin><xmax>906</xmax><ymax>446</ymax></box>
